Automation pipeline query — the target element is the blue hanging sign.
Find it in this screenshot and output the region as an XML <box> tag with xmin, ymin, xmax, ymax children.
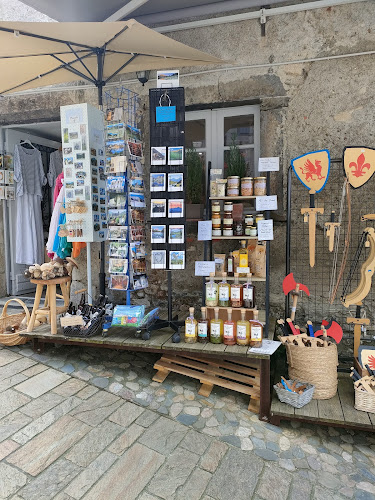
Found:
<box><xmin>155</xmin><ymin>92</ymin><xmax>176</xmax><ymax>123</ymax></box>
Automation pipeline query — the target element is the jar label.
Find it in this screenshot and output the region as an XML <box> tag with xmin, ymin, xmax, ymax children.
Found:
<box><xmin>211</xmin><ymin>323</ymin><xmax>221</xmax><ymax>338</ymax></box>
<box><xmin>231</xmin><ymin>287</ymin><xmax>241</xmax><ymax>300</ymax></box>
<box><xmin>237</xmin><ymin>324</ymin><xmax>247</xmax><ymax>339</ymax></box>
<box><xmin>206</xmin><ymin>287</ymin><xmax>217</xmax><ymax>300</ymax></box>
<box><xmin>224</xmin><ymin>324</ymin><xmax>234</xmax><ymax>339</ymax></box>
<box><xmin>185</xmin><ymin>323</ymin><xmax>196</xmax><ymax>337</ymax></box>
<box><xmin>243</xmin><ymin>288</ymin><xmax>253</xmax><ymax>301</ymax></box>
<box><xmin>198</xmin><ymin>323</ymin><xmax>208</xmax><ymax>338</ymax></box>
<box><xmin>219</xmin><ymin>287</ymin><xmax>229</xmax><ymax>300</ymax></box>
<box><xmin>251</xmin><ymin>325</ymin><xmax>262</xmax><ymax>340</ymax></box>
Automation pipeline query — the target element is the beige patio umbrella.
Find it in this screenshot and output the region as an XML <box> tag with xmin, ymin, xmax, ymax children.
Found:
<box><xmin>0</xmin><ymin>19</ymin><xmax>223</xmax><ymax>100</ymax></box>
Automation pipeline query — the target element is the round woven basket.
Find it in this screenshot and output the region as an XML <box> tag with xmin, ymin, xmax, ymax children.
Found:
<box><xmin>0</xmin><ymin>298</ymin><xmax>30</xmax><ymax>346</ymax></box>
<box><xmin>286</xmin><ymin>343</ymin><xmax>338</xmax><ymax>399</ymax></box>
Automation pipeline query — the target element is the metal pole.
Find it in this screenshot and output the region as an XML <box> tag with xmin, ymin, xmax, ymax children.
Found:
<box><xmin>285</xmin><ymin>164</ymin><xmax>292</xmax><ymax>317</ymax></box>
<box><xmin>86</xmin><ymin>242</ymin><xmax>93</xmax><ymax>305</ymax></box>
<box><xmin>265</xmin><ymin>171</ymin><xmax>270</xmax><ymax>338</ymax></box>
<box><xmin>168</xmin><ymin>270</ymin><xmax>172</xmax><ymax>321</ymax></box>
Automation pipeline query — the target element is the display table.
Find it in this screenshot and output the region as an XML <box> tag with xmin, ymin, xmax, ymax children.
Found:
<box><xmin>21</xmin><ymin>322</ymin><xmax>277</xmax><ymax>421</ymax></box>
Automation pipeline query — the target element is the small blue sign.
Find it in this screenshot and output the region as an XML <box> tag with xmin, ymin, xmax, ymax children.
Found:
<box><xmin>156</xmin><ymin>106</ymin><xmax>176</xmax><ymax>123</ymax></box>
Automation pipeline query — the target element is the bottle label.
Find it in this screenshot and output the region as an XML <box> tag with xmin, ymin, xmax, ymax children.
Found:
<box><xmin>237</xmin><ymin>324</ymin><xmax>247</xmax><ymax>340</ymax></box>
<box><xmin>211</xmin><ymin>323</ymin><xmax>221</xmax><ymax>338</ymax></box>
<box><xmin>237</xmin><ymin>267</ymin><xmax>249</xmax><ymax>274</ymax></box>
<box><xmin>231</xmin><ymin>287</ymin><xmax>241</xmax><ymax>300</ymax></box>
<box><xmin>185</xmin><ymin>323</ymin><xmax>196</xmax><ymax>337</ymax></box>
<box><xmin>219</xmin><ymin>287</ymin><xmax>229</xmax><ymax>300</ymax></box>
<box><xmin>206</xmin><ymin>287</ymin><xmax>217</xmax><ymax>300</ymax></box>
<box><xmin>224</xmin><ymin>324</ymin><xmax>234</xmax><ymax>339</ymax></box>
<box><xmin>198</xmin><ymin>323</ymin><xmax>208</xmax><ymax>338</ymax></box>
<box><xmin>239</xmin><ymin>255</ymin><xmax>248</xmax><ymax>267</ymax></box>
<box><xmin>243</xmin><ymin>288</ymin><xmax>253</xmax><ymax>301</ymax></box>
<box><xmin>251</xmin><ymin>325</ymin><xmax>262</xmax><ymax>341</ymax></box>
<box><xmin>227</xmin><ymin>260</ymin><xmax>233</xmax><ymax>273</ymax></box>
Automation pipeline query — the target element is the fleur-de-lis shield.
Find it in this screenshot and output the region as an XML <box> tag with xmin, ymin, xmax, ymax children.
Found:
<box><xmin>343</xmin><ymin>147</ymin><xmax>375</xmax><ymax>188</ymax></box>
<box><xmin>291</xmin><ymin>149</ymin><xmax>330</xmax><ymax>193</ymax></box>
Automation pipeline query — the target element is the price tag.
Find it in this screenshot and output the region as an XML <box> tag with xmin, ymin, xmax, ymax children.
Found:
<box><xmin>60</xmin><ymin>315</ymin><xmax>84</xmax><ymax>327</ymax></box>
<box><xmin>195</xmin><ymin>261</ymin><xmax>216</xmax><ymax>276</ymax></box>
<box><xmin>255</xmin><ymin>195</ymin><xmax>278</xmax><ymax>211</ymax></box>
<box><xmin>257</xmin><ymin>219</ymin><xmax>274</xmax><ymax>241</ymax></box>
<box><xmin>248</xmin><ymin>339</ymin><xmax>281</xmax><ymax>355</ymax></box>
<box><xmin>210</xmin><ymin>169</ymin><xmax>223</xmax><ymax>176</ymax></box>
<box><xmin>258</xmin><ymin>157</ymin><xmax>280</xmax><ymax>172</ymax></box>
<box><xmin>198</xmin><ymin>220</ymin><xmax>212</xmax><ymax>241</ymax></box>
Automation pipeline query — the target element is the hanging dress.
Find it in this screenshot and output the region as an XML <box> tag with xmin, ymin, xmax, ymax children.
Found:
<box><xmin>48</xmin><ymin>150</ymin><xmax>63</xmax><ymax>210</ymax></box>
<box><xmin>46</xmin><ymin>184</ymin><xmax>65</xmax><ymax>259</ymax></box>
<box><xmin>14</xmin><ymin>144</ymin><xmax>47</xmax><ymax>265</ymax></box>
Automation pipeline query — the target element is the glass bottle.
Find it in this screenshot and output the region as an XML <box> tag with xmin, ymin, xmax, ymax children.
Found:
<box><xmin>218</xmin><ymin>272</ymin><xmax>231</xmax><ymax>307</ymax></box>
<box><xmin>243</xmin><ymin>273</ymin><xmax>255</xmax><ymax>309</ymax></box>
<box><xmin>230</xmin><ymin>273</ymin><xmax>243</xmax><ymax>308</ymax></box>
<box><xmin>227</xmin><ymin>252</ymin><xmax>234</xmax><ymax>277</ymax></box>
<box><xmin>210</xmin><ymin>307</ymin><xmax>223</xmax><ymax>343</ymax></box>
<box><xmin>224</xmin><ymin>308</ymin><xmax>236</xmax><ymax>345</ymax></box>
<box><xmin>237</xmin><ymin>309</ymin><xmax>250</xmax><ymax>345</ymax></box>
<box><xmin>198</xmin><ymin>307</ymin><xmax>209</xmax><ymax>343</ymax></box>
<box><xmin>206</xmin><ymin>272</ymin><xmax>218</xmax><ymax>307</ymax></box>
<box><xmin>184</xmin><ymin>307</ymin><xmax>197</xmax><ymax>343</ymax></box>
<box><xmin>250</xmin><ymin>309</ymin><xmax>263</xmax><ymax>348</ymax></box>
<box><xmin>238</xmin><ymin>240</ymin><xmax>249</xmax><ymax>278</ymax></box>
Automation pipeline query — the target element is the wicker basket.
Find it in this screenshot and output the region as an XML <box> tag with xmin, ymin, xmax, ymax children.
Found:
<box><xmin>274</xmin><ymin>380</ymin><xmax>315</xmax><ymax>408</ymax></box>
<box><xmin>286</xmin><ymin>343</ymin><xmax>338</xmax><ymax>399</ymax></box>
<box><xmin>63</xmin><ymin>315</ymin><xmax>104</xmax><ymax>338</ymax></box>
<box><xmin>0</xmin><ymin>298</ymin><xmax>30</xmax><ymax>346</ymax></box>
<box><xmin>354</xmin><ymin>384</ymin><xmax>375</xmax><ymax>413</ymax></box>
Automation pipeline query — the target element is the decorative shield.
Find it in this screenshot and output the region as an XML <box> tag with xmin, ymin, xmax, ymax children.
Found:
<box><xmin>291</xmin><ymin>149</ymin><xmax>330</xmax><ymax>193</ymax></box>
<box><xmin>358</xmin><ymin>346</ymin><xmax>375</xmax><ymax>371</ymax></box>
<box><xmin>343</xmin><ymin>147</ymin><xmax>375</xmax><ymax>189</ymax></box>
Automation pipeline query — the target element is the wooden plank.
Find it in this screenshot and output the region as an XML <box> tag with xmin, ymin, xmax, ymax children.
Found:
<box><xmin>338</xmin><ymin>377</ymin><xmax>373</xmax><ymax>428</ymax></box>
<box><xmin>224</xmin><ymin>344</ymin><xmax>249</xmax><ymax>357</ymax></box>
<box><xmin>199</xmin><ymin>383</ymin><xmax>213</xmax><ymax>397</ymax></box>
<box><xmin>202</xmin><ymin>343</ymin><xmax>227</xmax><ymax>354</ymax></box>
<box><xmin>317</xmin><ymin>392</ymin><xmax>344</xmax><ymax>424</ymax></box>
<box><xmin>270</xmin><ymin>390</ymin><xmax>295</xmax><ymax>417</ymax></box>
<box><xmin>152</xmin><ymin>368</ymin><xmax>170</xmax><ymax>383</ymax></box>
<box><xmin>185</xmin><ymin>355</ymin><xmax>260</xmax><ymax>377</ymax></box>
<box><xmin>162</xmin><ymin>338</ymin><xmax>209</xmax><ymax>353</ymax></box>
<box><xmin>294</xmin><ymin>399</ymin><xmax>319</xmax><ymax>419</ymax></box>
<box><xmin>148</xmin><ymin>331</ymin><xmax>174</xmax><ymax>346</ymax></box>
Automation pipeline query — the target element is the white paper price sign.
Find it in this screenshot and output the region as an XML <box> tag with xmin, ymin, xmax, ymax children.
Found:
<box><xmin>195</xmin><ymin>261</ymin><xmax>216</xmax><ymax>276</ymax></box>
<box><xmin>257</xmin><ymin>219</ymin><xmax>274</xmax><ymax>241</ymax></box>
<box><xmin>255</xmin><ymin>195</ymin><xmax>278</xmax><ymax>211</ymax></box>
<box><xmin>198</xmin><ymin>220</ymin><xmax>212</xmax><ymax>241</ymax></box>
<box><xmin>258</xmin><ymin>157</ymin><xmax>280</xmax><ymax>172</ymax></box>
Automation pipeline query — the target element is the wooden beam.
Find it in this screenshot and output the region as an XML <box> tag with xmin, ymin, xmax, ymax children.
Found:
<box><xmin>104</xmin><ymin>0</ymin><xmax>150</xmax><ymax>22</ymax></box>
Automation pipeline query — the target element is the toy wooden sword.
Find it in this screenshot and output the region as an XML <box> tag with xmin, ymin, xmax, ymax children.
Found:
<box><xmin>301</xmin><ymin>190</ymin><xmax>324</xmax><ymax>267</ymax></box>
<box><xmin>325</xmin><ymin>211</ymin><xmax>340</xmax><ymax>252</ymax></box>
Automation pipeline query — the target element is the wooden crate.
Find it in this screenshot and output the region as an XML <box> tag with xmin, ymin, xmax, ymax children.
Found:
<box><xmin>205</xmin><ymin>306</ymin><xmax>255</xmax><ymax>323</ymax></box>
<box><xmin>354</xmin><ymin>357</ymin><xmax>370</xmax><ymax>377</ymax></box>
<box><xmin>153</xmin><ymin>353</ymin><xmax>261</xmax><ymax>413</ymax></box>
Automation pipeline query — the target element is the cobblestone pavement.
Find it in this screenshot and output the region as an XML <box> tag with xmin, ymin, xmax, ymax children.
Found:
<box><xmin>1</xmin><ymin>343</ymin><xmax>375</xmax><ymax>499</ymax></box>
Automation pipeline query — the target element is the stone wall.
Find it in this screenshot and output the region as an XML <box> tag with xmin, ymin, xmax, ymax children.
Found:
<box><xmin>0</xmin><ymin>1</ymin><xmax>374</xmax><ymax>325</ymax></box>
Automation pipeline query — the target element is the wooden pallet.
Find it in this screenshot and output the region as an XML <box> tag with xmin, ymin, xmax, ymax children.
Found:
<box><xmin>153</xmin><ymin>353</ymin><xmax>261</xmax><ymax>413</ymax></box>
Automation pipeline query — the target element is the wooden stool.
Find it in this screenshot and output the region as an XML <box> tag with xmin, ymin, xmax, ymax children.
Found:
<box><xmin>27</xmin><ymin>277</ymin><xmax>71</xmax><ymax>335</ymax></box>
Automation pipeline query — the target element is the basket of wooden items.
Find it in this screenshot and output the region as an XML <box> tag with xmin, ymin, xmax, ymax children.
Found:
<box><xmin>274</xmin><ymin>377</ymin><xmax>315</xmax><ymax>408</ymax></box>
<box><xmin>0</xmin><ymin>298</ymin><xmax>30</xmax><ymax>346</ymax></box>
<box><xmin>351</xmin><ymin>366</ymin><xmax>375</xmax><ymax>413</ymax></box>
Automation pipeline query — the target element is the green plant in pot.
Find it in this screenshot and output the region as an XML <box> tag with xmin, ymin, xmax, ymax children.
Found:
<box><xmin>224</xmin><ymin>134</ymin><xmax>246</xmax><ymax>178</ymax></box>
<box><xmin>186</xmin><ymin>147</ymin><xmax>204</xmax><ymax>219</ymax></box>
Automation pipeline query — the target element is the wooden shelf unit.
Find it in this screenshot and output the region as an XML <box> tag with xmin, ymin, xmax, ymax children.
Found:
<box><xmin>205</xmin><ymin>276</ymin><xmax>266</xmax><ymax>282</ymax></box>
<box><xmin>213</xmin><ymin>236</ymin><xmax>258</xmax><ymax>240</ymax></box>
<box><xmin>209</xmin><ymin>196</ymin><xmax>256</xmax><ymax>200</ymax></box>
<box><xmin>205</xmin><ymin>306</ymin><xmax>264</xmax><ymax>323</ymax></box>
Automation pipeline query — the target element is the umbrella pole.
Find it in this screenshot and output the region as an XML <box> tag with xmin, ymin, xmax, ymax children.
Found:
<box><xmin>97</xmin><ymin>60</ymin><xmax>106</xmax><ymax>296</ymax></box>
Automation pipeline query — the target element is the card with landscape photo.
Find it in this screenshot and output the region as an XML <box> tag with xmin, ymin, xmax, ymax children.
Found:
<box><xmin>130</xmin><ymin>177</ymin><xmax>144</xmax><ymax>193</ymax></box>
<box><xmin>150</xmin><ymin>172</ymin><xmax>166</xmax><ymax>192</ymax></box>
<box><xmin>151</xmin><ymin>199</ymin><xmax>167</xmax><ymax>218</ymax></box>
<box><xmin>151</xmin><ymin>225</ymin><xmax>166</xmax><ymax>243</ymax></box>
<box><xmin>168</xmin><ymin>173</ymin><xmax>183</xmax><ymax>192</ymax></box>
<box><xmin>168</xmin><ymin>199</ymin><xmax>184</xmax><ymax>218</ymax></box>
<box><xmin>151</xmin><ymin>146</ymin><xmax>167</xmax><ymax>165</ymax></box>
<box><xmin>151</xmin><ymin>250</ymin><xmax>166</xmax><ymax>269</ymax></box>
<box><xmin>127</xmin><ymin>141</ymin><xmax>143</xmax><ymax>158</ymax></box>
<box><xmin>169</xmin><ymin>250</ymin><xmax>185</xmax><ymax>270</ymax></box>
<box><xmin>169</xmin><ymin>225</ymin><xmax>184</xmax><ymax>244</ymax></box>
<box><xmin>168</xmin><ymin>146</ymin><xmax>184</xmax><ymax>165</ymax></box>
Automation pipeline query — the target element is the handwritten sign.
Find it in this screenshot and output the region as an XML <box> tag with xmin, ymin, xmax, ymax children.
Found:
<box><xmin>256</xmin><ymin>195</ymin><xmax>278</xmax><ymax>212</ymax></box>
<box><xmin>257</xmin><ymin>219</ymin><xmax>274</xmax><ymax>241</ymax></box>
<box><xmin>198</xmin><ymin>220</ymin><xmax>212</xmax><ymax>241</ymax></box>
<box><xmin>248</xmin><ymin>339</ymin><xmax>281</xmax><ymax>355</ymax></box>
<box><xmin>60</xmin><ymin>315</ymin><xmax>84</xmax><ymax>327</ymax></box>
<box><xmin>195</xmin><ymin>261</ymin><xmax>216</xmax><ymax>276</ymax></box>
<box><xmin>211</xmin><ymin>169</ymin><xmax>223</xmax><ymax>176</ymax></box>
<box><xmin>258</xmin><ymin>157</ymin><xmax>279</xmax><ymax>172</ymax></box>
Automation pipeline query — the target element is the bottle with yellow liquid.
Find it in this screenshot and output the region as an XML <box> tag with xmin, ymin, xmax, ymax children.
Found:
<box><xmin>236</xmin><ymin>308</ymin><xmax>250</xmax><ymax>345</ymax></box>
<box><xmin>210</xmin><ymin>307</ymin><xmax>223</xmax><ymax>344</ymax></box>
<box><xmin>206</xmin><ymin>272</ymin><xmax>218</xmax><ymax>307</ymax></box>
<box><xmin>184</xmin><ymin>307</ymin><xmax>197</xmax><ymax>343</ymax></box>
<box><xmin>238</xmin><ymin>240</ymin><xmax>249</xmax><ymax>278</ymax></box>
<box><xmin>250</xmin><ymin>309</ymin><xmax>263</xmax><ymax>348</ymax></box>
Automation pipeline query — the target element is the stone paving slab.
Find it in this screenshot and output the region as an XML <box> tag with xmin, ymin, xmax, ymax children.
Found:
<box><xmin>14</xmin><ymin>368</ymin><xmax>69</xmax><ymax>398</ymax></box>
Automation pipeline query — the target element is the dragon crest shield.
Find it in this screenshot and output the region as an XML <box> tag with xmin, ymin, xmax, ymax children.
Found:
<box><xmin>344</xmin><ymin>147</ymin><xmax>375</xmax><ymax>189</ymax></box>
<box><xmin>291</xmin><ymin>150</ymin><xmax>330</xmax><ymax>193</ymax></box>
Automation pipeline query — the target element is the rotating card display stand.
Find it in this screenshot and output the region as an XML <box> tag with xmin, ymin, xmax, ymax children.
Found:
<box><xmin>104</xmin><ymin>88</ymin><xmax>147</xmax><ymax>306</ymax></box>
<box><xmin>147</xmin><ymin>88</ymin><xmax>186</xmax><ymax>342</ymax></box>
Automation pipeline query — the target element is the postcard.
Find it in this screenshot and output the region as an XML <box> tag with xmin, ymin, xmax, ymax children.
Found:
<box><xmin>151</xmin><ymin>199</ymin><xmax>166</xmax><ymax>218</ymax></box>
<box><xmin>169</xmin><ymin>225</ymin><xmax>184</xmax><ymax>244</ymax></box>
<box><xmin>109</xmin><ymin>258</ymin><xmax>128</xmax><ymax>274</ymax></box>
<box><xmin>131</xmin><ymin>225</ymin><xmax>145</xmax><ymax>242</ymax></box>
<box><xmin>108</xmin><ymin>209</ymin><xmax>127</xmax><ymax>226</ymax></box>
<box><xmin>106</xmin><ymin>123</ymin><xmax>125</xmax><ymax>141</ymax></box>
<box><xmin>130</xmin><ymin>192</ymin><xmax>145</xmax><ymax>208</ymax></box>
<box><xmin>76</xmin><ymin>153</ymin><xmax>85</xmax><ymax>160</ymax></box>
<box><xmin>129</xmin><ymin>160</ymin><xmax>144</xmax><ymax>176</ymax></box>
<box><xmin>108</xmin><ymin>242</ymin><xmax>128</xmax><ymax>258</ymax></box>
<box><xmin>168</xmin><ymin>146</ymin><xmax>184</xmax><ymax>165</ymax></box>
<box><xmin>90</xmin><ymin>148</ymin><xmax>97</xmax><ymax>156</ymax></box>
<box><xmin>157</xmin><ymin>69</ymin><xmax>179</xmax><ymax>88</ymax></box>
<box><xmin>80</xmin><ymin>124</ymin><xmax>86</xmax><ymax>134</ymax></box>
<box><xmin>110</xmin><ymin>156</ymin><xmax>127</xmax><ymax>174</ymax></box>
<box><xmin>130</xmin><ymin>177</ymin><xmax>144</xmax><ymax>193</ymax></box>
<box><xmin>66</xmin><ymin>181</ymin><xmax>74</xmax><ymax>189</ymax></box>
<box><xmin>151</xmin><ymin>225</ymin><xmax>166</xmax><ymax>243</ymax></box>
<box><xmin>5</xmin><ymin>170</ymin><xmax>14</xmax><ymax>185</ymax></box>
<box><xmin>99</xmin><ymin>231</ymin><xmax>105</xmax><ymax>239</ymax></box>
<box><xmin>109</xmin><ymin>274</ymin><xmax>129</xmax><ymax>290</ymax></box>
<box><xmin>108</xmin><ymin>226</ymin><xmax>128</xmax><ymax>241</ymax></box>
<box><xmin>133</xmin><ymin>274</ymin><xmax>148</xmax><ymax>290</ymax></box>
<box><xmin>65</xmin><ymin>167</ymin><xmax>72</xmax><ymax>178</ymax></box>
<box><xmin>91</xmin><ymin>157</ymin><xmax>98</xmax><ymax>166</ymax></box>
<box><xmin>168</xmin><ymin>173</ymin><xmax>183</xmax><ymax>192</ymax></box>
<box><xmin>3</xmin><ymin>155</ymin><xmax>12</xmax><ymax>170</ymax></box>
<box><xmin>130</xmin><ymin>241</ymin><xmax>146</xmax><ymax>259</ymax></box>
<box><xmin>169</xmin><ymin>250</ymin><xmax>185</xmax><ymax>270</ymax></box>
<box><xmin>0</xmin><ymin>186</ymin><xmax>5</xmax><ymax>199</ymax></box>
<box><xmin>151</xmin><ymin>146</ymin><xmax>167</xmax><ymax>165</ymax></box>
<box><xmin>131</xmin><ymin>208</ymin><xmax>144</xmax><ymax>224</ymax></box>
<box><xmin>151</xmin><ymin>250</ymin><xmax>166</xmax><ymax>269</ymax></box>
<box><xmin>64</xmin><ymin>157</ymin><xmax>73</xmax><ymax>165</ymax></box>
<box><xmin>150</xmin><ymin>173</ymin><xmax>166</xmax><ymax>192</ymax></box>
<box><xmin>93</xmin><ymin>194</ymin><xmax>98</xmax><ymax>202</ymax></box>
<box><xmin>168</xmin><ymin>199</ymin><xmax>184</xmax><ymax>218</ymax></box>
<box><xmin>66</xmin><ymin>189</ymin><xmax>74</xmax><ymax>199</ymax></box>
<box><xmin>106</xmin><ymin>108</ymin><xmax>115</xmax><ymax>121</ymax></box>
<box><xmin>75</xmin><ymin>162</ymin><xmax>84</xmax><ymax>169</ymax></box>
<box><xmin>107</xmin><ymin>140</ymin><xmax>126</xmax><ymax>156</ymax></box>
<box><xmin>127</xmin><ymin>141</ymin><xmax>143</xmax><ymax>158</ymax></box>
<box><xmin>0</xmin><ymin>170</ymin><xmax>4</xmax><ymax>184</ymax></box>
<box><xmin>5</xmin><ymin>186</ymin><xmax>15</xmax><ymax>200</ymax></box>
<box><xmin>108</xmin><ymin>194</ymin><xmax>126</xmax><ymax>209</ymax></box>
<box><xmin>75</xmin><ymin>188</ymin><xmax>83</xmax><ymax>196</ymax></box>
<box><xmin>63</xmin><ymin>147</ymin><xmax>72</xmax><ymax>155</ymax></box>
<box><xmin>126</xmin><ymin>125</ymin><xmax>141</xmax><ymax>143</ymax></box>
<box><xmin>69</xmin><ymin>132</ymin><xmax>78</xmax><ymax>140</ymax></box>
<box><xmin>107</xmin><ymin>175</ymin><xmax>125</xmax><ymax>193</ymax></box>
<box><xmin>63</xmin><ymin>128</ymin><xmax>69</xmax><ymax>143</ymax></box>
<box><xmin>81</xmin><ymin>135</ymin><xmax>87</xmax><ymax>151</ymax></box>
